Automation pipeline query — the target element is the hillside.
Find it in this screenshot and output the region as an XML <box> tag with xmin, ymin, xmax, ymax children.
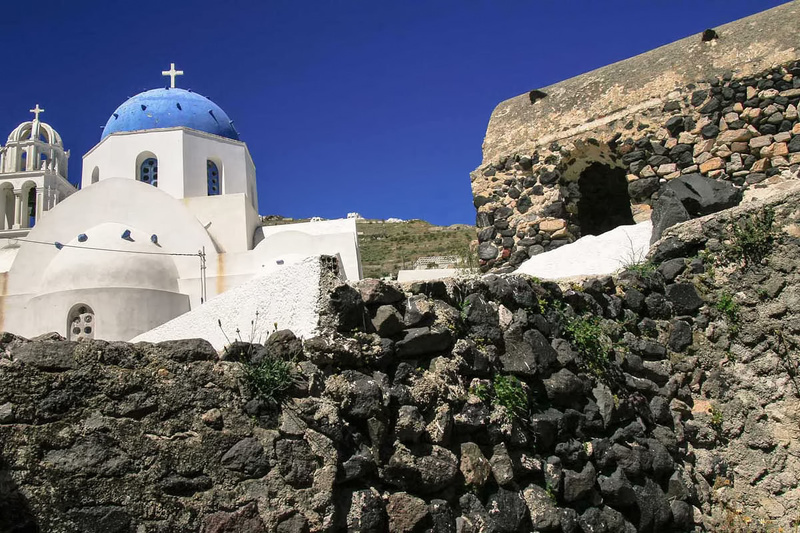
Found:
<box><xmin>356</xmin><ymin>219</ymin><xmax>475</xmax><ymax>278</ymax></box>
<box><xmin>262</xmin><ymin>217</ymin><xmax>477</xmax><ymax>279</ymax></box>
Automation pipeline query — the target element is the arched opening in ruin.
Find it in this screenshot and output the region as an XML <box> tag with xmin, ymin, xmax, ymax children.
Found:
<box><xmin>577</xmin><ymin>162</ymin><xmax>634</xmax><ymax>236</ymax></box>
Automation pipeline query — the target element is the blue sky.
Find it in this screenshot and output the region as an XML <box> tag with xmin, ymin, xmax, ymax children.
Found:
<box><xmin>0</xmin><ymin>0</ymin><xmax>788</xmax><ymax>225</ymax></box>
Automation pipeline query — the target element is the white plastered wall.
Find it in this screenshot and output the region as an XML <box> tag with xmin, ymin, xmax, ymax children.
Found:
<box><xmin>181</xmin><ymin>132</ymin><xmax>257</xmax><ymax>210</ymax></box>
<box><xmin>183</xmin><ymin>193</ymin><xmax>260</xmax><ymax>253</ymax></box>
<box><xmin>254</xmin><ymin>218</ymin><xmax>362</xmax><ymax>280</ymax></box>
<box><xmin>133</xmin><ymin>256</ymin><xmax>325</xmax><ymax>349</ymax></box>
<box><xmin>0</xmin><ymin>178</ymin><xmax>218</xmax><ymax>335</ymax></box>
<box><xmin>82</xmin><ymin>130</ymin><xmax>185</xmax><ymax>198</ymax></box>
<box><xmin>81</xmin><ymin>128</ymin><xmax>257</xmax><ymax>211</ymax></box>
<box><xmin>24</xmin><ymin>288</ymin><xmax>189</xmax><ymax>341</ymax></box>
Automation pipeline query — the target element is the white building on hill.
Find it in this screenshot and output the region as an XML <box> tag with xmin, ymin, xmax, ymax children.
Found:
<box><xmin>0</xmin><ymin>65</ymin><xmax>361</xmax><ymax>342</ymax></box>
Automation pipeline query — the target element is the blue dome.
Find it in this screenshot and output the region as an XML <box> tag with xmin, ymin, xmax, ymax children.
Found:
<box><xmin>101</xmin><ymin>88</ymin><xmax>239</xmax><ymax>141</ymax></box>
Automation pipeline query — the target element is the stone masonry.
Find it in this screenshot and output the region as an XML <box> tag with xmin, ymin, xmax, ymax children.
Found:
<box><xmin>471</xmin><ymin>2</ymin><xmax>800</xmax><ymax>273</ymax></box>
<box><xmin>3</xmin><ymin>186</ymin><xmax>800</xmax><ymax>531</ymax></box>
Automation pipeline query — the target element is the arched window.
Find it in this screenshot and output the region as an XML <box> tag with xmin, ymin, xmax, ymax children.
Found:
<box><xmin>139</xmin><ymin>157</ymin><xmax>158</xmax><ymax>186</ymax></box>
<box><xmin>207</xmin><ymin>160</ymin><xmax>220</xmax><ymax>195</ymax></box>
<box><xmin>91</xmin><ymin>167</ymin><xmax>100</xmax><ymax>184</ymax></box>
<box><xmin>26</xmin><ymin>187</ymin><xmax>37</xmax><ymax>228</ymax></box>
<box><xmin>20</xmin><ymin>151</ymin><xmax>27</xmax><ymax>171</ymax></box>
<box><xmin>67</xmin><ymin>304</ymin><xmax>95</xmax><ymax>341</ymax></box>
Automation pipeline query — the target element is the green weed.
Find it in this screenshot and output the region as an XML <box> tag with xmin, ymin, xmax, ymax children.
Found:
<box><xmin>623</xmin><ymin>259</ymin><xmax>657</xmax><ymax>276</ymax></box>
<box><xmin>469</xmin><ymin>382</ymin><xmax>491</xmax><ymax>402</ymax></box>
<box><xmin>492</xmin><ymin>374</ymin><xmax>528</xmax><ymax>419</ymax></box>
<box><xmin>563</xmin><ymin>314</ymin><xmax>613</xmax><ymax>379</ymax></box>
<box><xmin>716</xmin><ymin>291</ymin><xmax>740</xmax><ymax>335</ymax></box>
<box><xmin>727</xmin><ymin>207</ymin><xmax>775</xmax><ymax>267</ymax></box>
<box><xmin>241</xmin><ymin>355</ymin><xmax>296</xmax><ymax>406</ymax></box>
<box><xmin>710</xmin><ymin>404</ymin><xmax>724</xmax><ymax>435</ymax></box>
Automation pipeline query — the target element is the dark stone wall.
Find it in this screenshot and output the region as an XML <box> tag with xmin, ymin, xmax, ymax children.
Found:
<box><xmin>3</xmin><ymin>187</ymin><xmax>800</xmax><ymax>531</ymax></box>
<box><xmin>472</xmin><ymin>61</ymin><xmax>800</xmax><ymax>273</ymax></box>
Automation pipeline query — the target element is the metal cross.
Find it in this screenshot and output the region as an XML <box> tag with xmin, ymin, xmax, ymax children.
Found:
<box><xmin>161</xmin><ymin>63</ymin><xmax>184</xmax><ymax>88</ymax></box>
<box><xmin>29</xmin><ymin>104</ymin><xmax>44</xmax><ymax>120</ymax></box>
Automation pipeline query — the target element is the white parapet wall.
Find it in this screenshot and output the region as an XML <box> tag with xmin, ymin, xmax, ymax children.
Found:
<box><xmin>396</xmin><ymin>268</ymin><xmax>459</xmax><ymax>282</ymax></box>
<box><xmin>132</xmin><ymin>255</ymin><xmax>326</xmax><ymax>350</ymax></box>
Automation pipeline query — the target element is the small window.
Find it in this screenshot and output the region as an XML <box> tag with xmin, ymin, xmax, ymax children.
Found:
<box><xmin>67</xmin><ymin>304</ymin><xmax>95</xmax><ymax>341</ymax></box>
<box><xmin>207</xmin><ymin>160</ymin><xmax>220</xmax><ymax>196</ymax></box>
<box><xmin>139</xmin><ymin>158</ymin><xmax>158</xmax><ymax>187</ymax></box>
<box><xmin>91</xmin><ymin>167</ymin><xmax>100</xmax><ymax>184</ymax></box>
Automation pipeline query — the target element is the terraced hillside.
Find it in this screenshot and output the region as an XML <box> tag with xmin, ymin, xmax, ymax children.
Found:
<box><xmin>356</xmin><ymin>219</ymin><xmax>475</xmax><ymax>278</ymax></box>
<box><xmin>261</xmin><ymin>217</ymin><xmax>476</xmax><ymax>278</ymax></box>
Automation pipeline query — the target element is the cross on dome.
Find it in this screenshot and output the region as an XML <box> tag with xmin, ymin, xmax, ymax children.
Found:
<box><xmin>161</xmin><ymin>63</ymin><xmax>184</xmax><ymax>89</ymax></box>
<box><xmin>29</xmin><ymin>104</ymin><xmax>44</xmax><ymax>121</ymax></box>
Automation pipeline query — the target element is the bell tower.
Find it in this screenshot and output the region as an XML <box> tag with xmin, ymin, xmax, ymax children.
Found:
<box><xmin>0</xmin><ymin>105</ymin><xmax>77</xmax><ymax>233</ymax></box>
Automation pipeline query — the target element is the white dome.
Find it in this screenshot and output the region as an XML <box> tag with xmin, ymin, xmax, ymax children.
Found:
<box><xmin>39</xmin><ymin>223</ymin><xmax>181</xmax><ymax>294</ymax></box>
<box><xmin>7</xmin><ymin>120</ymin><xmax>63</xmax><ymax>146</ymax></box>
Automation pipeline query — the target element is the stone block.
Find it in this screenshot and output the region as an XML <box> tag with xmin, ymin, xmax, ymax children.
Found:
<box><xmin>694</xmin><ymin>152</ymin><xmax>713</xmax><ymax>165</ymax></box>
<box><xmin>749</xmin><ymin>135</ymin><xmax>774</xmax><ymax>149</ymax></box>
<box><xmin>694</xmin><ymin>139</ymin><xmax>715</xmax><ymax>155</ymax></box>
<box><xmin>657</xmin><ymin>163</ymin><xmax>677</xmax><ymax>176</ymax></box>
<box><xmin>640</xmin><ymin>165</ymin><xmax>656</xmax><ymax>177</ymax></box>
<box><xmin>539</xmin><ymin>219</ymin><xmax>566</xmax><ymax>232</ymax></box>
<box><xmin>730</xmin><ymin>141</ymin><xmax>749</xmax><ymax>153</ymax></box>
<box><xmin>723</xmin><ymin>112</ymin><xmax>739</xmax><ymax>123</ymax></box>
<box><xmin>699</xmin><ymin>157</ymin><xmax>724</xmax><ymax>173</ymax></box>
<box><xmin>715</xmin><ymin>128</ymin><xmax>752</xmax><ymax>144</ymax></box>
<box><xmin>715</xmin><ymin>146</ymin><xmax>732</xmax><ymax>158</ymax></box>
<box><xmin>751</xmin><ymin>158</ymin><xmax>770</xmax><ymax>172</ymax></box>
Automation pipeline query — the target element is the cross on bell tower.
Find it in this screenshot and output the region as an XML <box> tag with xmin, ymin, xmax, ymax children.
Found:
<box><xmin>161</xmin><ymin>63</ymin><xmax>184</xmax><ymax>89</ymax></box>
<box><xmin>29</xmin><ymin>104</ymin><xmax>44</xmax><ymax>121</ymax></box>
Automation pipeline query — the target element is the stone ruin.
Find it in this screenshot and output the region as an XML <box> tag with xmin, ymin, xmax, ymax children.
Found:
<box><xmin>471</xmin><ymin>2</ymin><xmax>800</xmax><ymax>272</ymax></box>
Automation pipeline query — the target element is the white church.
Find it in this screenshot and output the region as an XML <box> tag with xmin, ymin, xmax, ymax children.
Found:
<box><xmin>0</xmin><ymin>65</ymin><xmax>361</xmax><ymax>344</ymax></box>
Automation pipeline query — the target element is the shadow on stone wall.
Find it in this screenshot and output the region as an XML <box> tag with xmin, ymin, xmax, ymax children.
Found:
<box><xmin>0</xmin><ymin>458</ymin><xmax>39</xmax><ymax>532</ymax></box>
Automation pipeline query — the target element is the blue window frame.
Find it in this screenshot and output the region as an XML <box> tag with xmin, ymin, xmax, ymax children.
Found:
<box><xmin>207</xmin><ymin>160</ymin><xmax>220</xmax><ymax>195</ymax></box>
<box><xmin>140</xmin><ymin>158</ymin><xmax>158</xmax><ymax>186</ymax></box>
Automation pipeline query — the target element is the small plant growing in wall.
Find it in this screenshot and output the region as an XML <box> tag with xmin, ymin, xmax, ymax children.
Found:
<box><xmin>240</xmin><ymin>355</ymin><xmax>296</xmax><ymax>406</ymax></box>
<box><xmin>563</xmin><ymin>313</ymin><xmax>613</xmax><ymax>380</ymax></box>
<box><xmin>469</xmin><ymin>382</ymin><xmax>491</xmax><ymax>402</ymax></box>
<box><xmin>621</xmin><ymin>259</ymin><xmax>657</xmax><ymax>277</ymax></box>
<box><xmin>619</xmin><ymin>232</ymin><xmax>656</xmax><ymax>276</ymax></box>
<box><xmin>709</xmin><ymin>404</ymin><xmax>724</xmax><ymax>437</ymax></box>
<box><xmin>219</xmin><ymin>314</ymin><xmax>298</xmax><ymax>406</ymax></box>
<box><xmin>726</xmin><ymin>207</ymin><xmax>775</xmax><ymax>267</ymax></box>
<box><xmin>492</xmin><ymin>374</ymin><xmax>528</xmax><ymax>420</ymax></box>
<box><xmin>716</xmin><ymin>291</ymin><xmax>740</xmax><ymax>336</ymax></box>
